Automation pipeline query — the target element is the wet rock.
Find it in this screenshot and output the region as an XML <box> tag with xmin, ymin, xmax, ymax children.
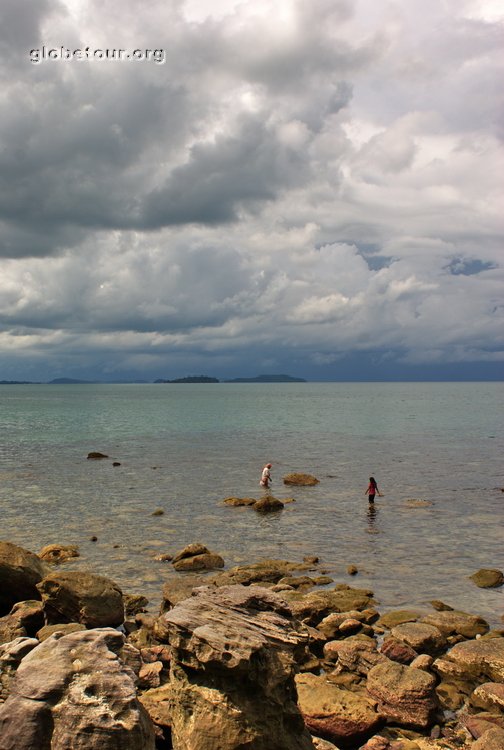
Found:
<box><xmin>223</xmin><ymin>496</ymin><xmax>257</xmax><ymax>506</ymax></box>
<box><xmin>0</xmin><ymin>628</ymin><xmax>155</xmax><ymax>749</ymax></box>
<box><xmin>254</xmin><ymin>495</ymin><xmax>285</xmax><ymax>512</ymax></box>
<box><xmin>366</xmin><ymin>660</ymin><xmax>438</xmax><ymax>729</ymax></box>
<box><xmin>212</xmin><ymin>559</ymin><xmax>313</xmax><ymax>587</ymax></box>
<box><xmin>171</xmin><ymin>542</ymin><xmax>224</xmax><ymax>571</ymax></box>
<box><xmin>39</xmin><ymin>544</ymin><xmax>80</xmax><ymax>564</ymax></box>
<box><xmin>86</xmin><ymin>451</ymin><xmax>109</xmax><ymax>459</ymax></box>
<box><xmin>421</xmin><ymin>610</ymin><xmax>489</xmax><ymax>639</ymax></box>
<box><xmin>283</xmin><ymin>584</ymin><xmax>375</xmax><ymax>627</ymax></box>
<box><xmin>390</xmin><ymin>622</ymin><xmax>447</xmax><ymax>656</ymax></box>
<box><xmin>173</xmin><ymin>552</ymin><xmax>224</xmax><ymax>571</ymax></box>
<box><xmin>470</xmin><ymin>569</ymin><xmax>504</xmax><ymax>588</ymax></box>
<box><xmin>429</xmin><ymin>600</ymin><xmax>454</xmax><ymax>612</ymax></box>
<box><xmin>0</xmin><ymin>541</ymin><xmax>49</xmax><ymax>616</ymax></box>
<box><xmin>347</xmin><ymin>564</ymin><xmax>358</xmax><ymax>575</ymax></box>
<box><xmin>296</xmin><ymin>672</ymin><xmax>382</xmax><ymax>746</ymax></box>
<box><xmin>161</xmin><ymin>584</ymin><xmax>315</xmax><ymax>750</ymax></box>
<box><xmin>150</xmin><ymin>508</ymin><xmax>164</xmax><ymax>516</ymax></box>
<box><xmin>36</xmin><ymin>570</ymin><xmax>124</xmax><ymax>627</ymax></box>
<box><xmin>283</xmin><ymin>472</ymin><xmax>320</xmax><ymax>486</ymax></box>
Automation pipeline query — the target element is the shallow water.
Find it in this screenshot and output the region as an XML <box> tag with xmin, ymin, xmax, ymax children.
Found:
<box><xmin>1</xmin><ymin>382</ymin><xmax>503</xmax><ymax>626</ymax></box>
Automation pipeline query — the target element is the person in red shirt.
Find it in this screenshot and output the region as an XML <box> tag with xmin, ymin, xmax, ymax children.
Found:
<box><xmin>365</xmin><ymin>476</ymin><xmax>382</xmax><ymax>503</ymax></box>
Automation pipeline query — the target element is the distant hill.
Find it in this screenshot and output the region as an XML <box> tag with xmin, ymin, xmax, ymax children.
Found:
<box><xmin>226</xmin><ymin>374</ymin><xmax>306</xmax><ymax>383</ymax></box>
<box><xmin>48</xmin><ymin>378</ymin><xmax>98</xmax><ymax>384</ymax></box>
<box><xmin>155</xmin><ymin>376</ymin><xmax>219</xmax><ymax>383</ymax></box>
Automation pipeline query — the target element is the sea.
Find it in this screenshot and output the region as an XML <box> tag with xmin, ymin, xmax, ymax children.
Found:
<box><xmin>1</xmin><ymin>382</ymin><xmax>503</xmax><ymax>626</ymax></box>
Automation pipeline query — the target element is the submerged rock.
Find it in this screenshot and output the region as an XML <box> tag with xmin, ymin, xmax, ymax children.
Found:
<box><xmin>283</xmin><ymin>472</ymin><xmax>320</xmax><ymax>486</ymax></box>
<box><xmin>254</xmin><ymin>495</ymin><xmax>285</xmax><ymax>512</ymax></box>
<box><xmin>470</xmin><ymin>569</ymin><xmax>504</xmax><ymax>589</ymax></box>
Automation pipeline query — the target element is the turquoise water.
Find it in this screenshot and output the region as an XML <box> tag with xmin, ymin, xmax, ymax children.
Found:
<box><xmin>1</xmin><ymin>382</ymin><xmax>503</xmax><ymax>625</ymax></box>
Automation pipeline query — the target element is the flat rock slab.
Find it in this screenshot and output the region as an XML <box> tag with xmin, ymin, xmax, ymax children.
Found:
<box><xmin>420</xmin><ymin>610</ymin><xmax>489</xmax><ymax>638</ymax></box>
<box><xmin>443</xmin><ymin>637</ymin><xmax>504</xmax><ymax>682</ymax></box>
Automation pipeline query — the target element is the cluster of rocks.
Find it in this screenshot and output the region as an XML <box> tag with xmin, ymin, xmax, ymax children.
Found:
<box><xmin>0</xmin><ymin>539</ymin><xmax>503</xmax><ymax>750</ymax></box>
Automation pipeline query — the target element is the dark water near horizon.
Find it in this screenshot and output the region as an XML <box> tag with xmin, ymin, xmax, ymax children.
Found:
<box><xmin>1</xmin><ymin>382</ymin><xmax>503</xmax><ymax>626</ymax></box>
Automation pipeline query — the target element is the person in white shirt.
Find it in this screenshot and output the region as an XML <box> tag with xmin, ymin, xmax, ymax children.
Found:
<box><xmin>260</xmin><ymin>463</ymin><xmax>272</xmax><ymax>488</ymax></box>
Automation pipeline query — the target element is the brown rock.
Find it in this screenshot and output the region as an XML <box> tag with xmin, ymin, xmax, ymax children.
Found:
<box><xmin>366</xmin><ymin>661</ymin><xmax>438</xmax><ymax>729</ymax></box>
<box><xmin>421</xmin><ymin>610</ymin><xmax>489</xmax><ymax>638</ymax></box>
<box><xmin>283</xmin><ymin>585</ymin><xmax>375</xmax><ymax>627</ymax></box>
<box><xmin>380</xmin><ymin>637</ymin><xmax>418</xmax><ymax>665</ymax></box>
<box><xmin>0</xmin><ymin>542</ymin><xmax>49</xmax><ymax>615</ymax></box>
<box><xmin>160</xmin><ymin>574</ymin><xmax>209</xmax><ymax>612</ymax></box>
<box><xmin>283</xmin><ymin>472</ymin><xmax>320</xmax><ymax>486</ymax></box>
<box><xmin>471</xmin><ymin>682</ymin><xmax>504</xmax><ymax>711</ymax></box>
<box><xmin>390</xmin><ymin>622</ymin><xmax>447</xmax><ymax>656</ymax></box>
<box><xmin>0</xmin><ymin>601</ymin><xmax>44</xmax><ymax>645</ymax></box>
<box><xmin>296</xmin><ymin>672</ymin><xmax>382</xmax><ymax>745</ymax></box>
<box><xmin>36</xmin><ymin>570</ymin><xmax>124</xmax><ymax>627</ymax></box>
<box><xmin>172</xmin><ymin>552</ymin><xmax>224</xmax><ymax>571</ymax></box>
<box><xmin>172</xmin><ymin>542</ymin><xmax>210</xmax><ymax>562</ymax></box>
<box><xmin>470</xmin><ymin>569</ymin><xmax>504</xmax><ymax>589</ymax></box>
<box><xmin>36</xmin><ymin>623</ymin><xmax>86</xmax><ymax>641</ymax></box>
<box><xmin>324</xmin><ymin>635</ymin><xmax>386</xmax><ymax>675</ymax></box>
<box><xmin>472</xmin><ymin>726</ymin><xmax>504</xmax><ymax>750</ymax></box>
<box><xmin>441</xmin><ymin>637</ymin><xmax>504</xmax><ymax>682</ymax></box>
<box><xmin>38</xmin><ymin>544</ymin><xmax>79</xmax><ymax>564</ymax></box>
<box><xmin>0</xmin><ymin>637</ymin><xmax>39</xmax><ymax>703</ymax></box>
<box><xmin>377</xmin><ymin>610</ymin><xmax>421</xmax><ymax>629</ymax></box>
<box><xmin>0</xmin><ymin>628</ymin><xmax>155</xmax><ymax>749</ymax></box>
<box><xmin>161</xmin><ymin>584</ymin><xmax>315</xmax><ymax>750</ymax></box>
<box><xmin>87</xmin><ymin>451</ymin><xmax>108</xmax><ymax>459</ymax></box>
<box><xmin>223</xmin><ymin>496</ymin><xmax>257</xmax><ymax>506</ymax></box>
<box><xmin>212</xmin><ymin>559</ymin><xmax>313</xmax><ymax>587</ymax></box>
<box><xmin>254</xmin><ymin>495</ymin><xmax>285</xmax><ymax>512</ymax></box>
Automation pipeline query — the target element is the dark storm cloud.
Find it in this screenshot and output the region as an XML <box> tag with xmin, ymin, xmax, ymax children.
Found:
<box><xmin>0</xmin><ymin>0</ymin><xmax>502</xmax><ymax>381</ymax></box>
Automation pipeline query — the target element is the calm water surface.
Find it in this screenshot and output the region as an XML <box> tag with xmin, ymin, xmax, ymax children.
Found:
<box><xmin>1</xmin><ymin>382</ymin><xmax>503</xmax><ymax>625</ymax></box>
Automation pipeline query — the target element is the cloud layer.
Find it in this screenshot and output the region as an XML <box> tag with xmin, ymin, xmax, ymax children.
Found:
<box><xmin>0</xmin><ymin>0</ymin><xmax>502</xmax><ymax>380</ymax></box>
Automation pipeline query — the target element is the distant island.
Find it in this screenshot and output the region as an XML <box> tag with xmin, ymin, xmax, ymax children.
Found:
<box><xmin>1</xmin><ymin>373</ymin><xmax>306</xmax><ymax>385</ymax></box>
<box><xmin>226</xmin><ymin>374</ymin><xmax>306</xmax><ymax>383</ymax></box>
<box><xmin>154</xmin><ymin>376</ymin><xmax>219</xmax><ymax>384</ymax></box>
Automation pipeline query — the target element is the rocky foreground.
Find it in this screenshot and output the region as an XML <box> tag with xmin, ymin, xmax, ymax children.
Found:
<box><xmin>0</xmin><ymin>539</ymin><xmax>503</xmax><ymax>750</ymax></box>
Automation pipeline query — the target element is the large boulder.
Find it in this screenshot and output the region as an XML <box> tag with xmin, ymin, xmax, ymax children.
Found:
<box><xmin>0</xmin><ymin>637</ymin><xmax>39</xmax><ymax>704</ymax></box>
<box><xmin>366</xmin><ymin>660</ymin><xmax>438</xmax><ymax>729</ymax></box>
<box><xmin>0</xmin><ymin>541</ymin><xmax>49</xmax><ymax>615</ymax></box>
<box><xmin>296</xmin><ymin>672</ymin><xmax>382</xmax><ymax>746</ymax></box>
<box><xmin>0</xmin><ymin>628</ymin><xmax>155</xmax><ymax>749</ymax></box>
<box><xmin>36</xmin><ymin>571</ymin><xmax>124</xmax><ymax>627</ymax></box>
<box><xmin>160</xmin><ymin>584</ymin><xmax>315</xmax><ymax>750</ymax></box>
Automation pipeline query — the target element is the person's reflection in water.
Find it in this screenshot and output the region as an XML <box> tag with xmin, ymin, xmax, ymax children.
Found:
<box><xmin>366</xmin><ymin>502</ymin><xmax>379</xmax><ymax>534</ymax></box>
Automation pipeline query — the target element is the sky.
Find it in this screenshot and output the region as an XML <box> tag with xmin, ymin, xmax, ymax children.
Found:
<box><xmin>0</xmin><ymin>0</ymin><xmax>502</xmax><ymax>382</ymax></box>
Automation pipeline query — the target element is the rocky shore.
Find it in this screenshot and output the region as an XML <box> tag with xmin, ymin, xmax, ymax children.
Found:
<box><xmin>0</xmin><ymin>539</ymin><xmax>503</xmax><ymax>750</ymax></box>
